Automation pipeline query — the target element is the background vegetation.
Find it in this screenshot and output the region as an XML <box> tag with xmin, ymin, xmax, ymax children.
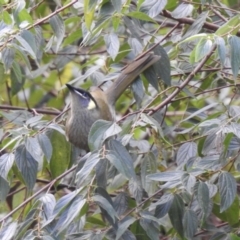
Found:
<box><xmin>1</xmin><ymin>0</ymin><xmax>240</xmax><ymax>239</ymax></box>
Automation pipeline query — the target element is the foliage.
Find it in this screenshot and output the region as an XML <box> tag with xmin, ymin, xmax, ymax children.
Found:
<box><xmin>0</xmin><ymin>0</ymin><xmax>240</xmax><ymax>239</ymax></box>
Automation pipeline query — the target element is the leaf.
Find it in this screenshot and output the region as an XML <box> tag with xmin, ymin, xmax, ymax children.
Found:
<box><xmin>54</xmin><ymin>196</ymin><xmax>86</xmax><ymax>235</ymax></box>
<box><xmin>20</xmin><ymin>30</ymin><xmax>37</xmax><ymax>55</ymax></box>
<box><xmin>140</xmin><ymin>211</ymin><xmax>159</xmax><ymax>240</ymax></box>
<box><xmin>177</xmin><ymin>142</ymin><xmax>197</xmax><ymax>166</ymax></box>
<box><xmin>15</xmin><ymin>144</ymin><xmax>38</xmax><ymax>190</ymax></box>
<box><xmin>48</xmin><ymin>130</ymin><xmax>71</xmax><ymax>179</ymax></box>
<box><xmin>111</xmin><ymin>0</ymin><xmax>122</xmax><ymax>12</ymax></box>
<box><xmin>228</xmin><ymin>35</ymin><xmax>240</xmax><ymax>79</ymax></box>
<box><xmin>0</xmin><ymin>222</ymin><xmax>18</xmax><ymax>240</ymax></box>
<box><xmin>140</xmin><ymin>0</ymin><xmax>167</xmax><ymax>18</ymax></box>
<box><xmin>39</xmin><ymin>194</ymin><xmax>56</xmax><ymax>221</ymax></box>
<box><xmin>76</xmin><ymin>153</ymin><xmax>100</xmax><ymax>186</ymax></box>
<box><xmin>106</xmin><ymin>139</ymin><xmax>136</xmax><ymax>180</ymax></box>
<box><xmin>116</xmin><ymin>217</ymin><xmax>136</xmax><ymax>240</ymax></box>
<box><xmin>92</xmin><ymin>194</ymin><xmax>118</xmax><ymax>225</ymax></box>
<box><xmin>0</xmin><ymin>176</ymin><xmax>10</xmax><ymax>201</ymax></box>
<box><xmin>2</xmin><ymin>47</ymin><xmax>15</xmax><ymax>71</ymax></box>
<box><xmin>131</xmin><ymin>77</ymin><xmax>144</xmax><ymax>108</ymax></box>
<box><xmin>0</xmin><ymin>153</ymin><xmax>14</xmax><ymax>180</ymax></box>
<box><xmin>171</xmin><ymin>3</ymin><xmax>193</xmax><ymax>18</ymax></box>
<box><xmin>10</xmin><ymin>61</ymin><xmax>24</xmax><ymax>96</ymax></box>
<box><xmin>49</xmin><ymin>14</ymin><xmax>65</xmax><ymax>52</ymax></box>
<box><xmin>183</xmin><ymin>11</ymin><xmax>209</xmax><ymax>39</ymax></box>
<box><xmin>147</xmin><ymin>171</ymin><xmax>184</xmax><ymax>181</ymax></box>
<box><xmin>151</xmin><ymin>44</ymin><xmax>171</xmax><ymax>86</ymax></box>
<box><xmin>215</xmin><ymin>36</ymin><xmax>226</xmax><ymax>66</ymax></box>
<box><xmin>126</xmin><ymin>11</ymin><xmax>156</xmax><ymax>23</ymax></box>
<box><xmin>88</xmin><ymin>120</ymin><xmax>121</xmax><ymax>151</ymax></box>
<box><xmin>181</xmin><ymin>173</ymin><xmax>196</xmax><ymax>194</ymax></box>
<box><xmin>195</xmin><ymin>38</ymin><xmax>213</xmax><ymax>62</ymax></box>
<box><xmin>219</xmin><ymin>171</ymin><xmax>237</xmax><ymax>212</ymax></box>
<box><xmin>37</xmin><ymin>134</ymin><xmax>53</xmax><ymax>162</ymax></box>
<box><xmin>95</xmin><ymin>158</ymin><xmax>108</xmax><ymax>188</ymax></box>
<box><xmin>15</xmin><ymin>35</ymin><xmax>36</xmax><ymax>59</ymax></box>
<box><xmin>154</xmin><ymin>194</ymin><xmax>174</xmax><ymax>218</ymax></box>
<box><xmin>25</xmin><ymin>137</ymin><xmax>43</xmax><ymax>162</ymax></box>
<box><xmin>128</xmin><ymin>177</ymin><xmax>143</xmax><ymax>203</ymax></box>
<box><xmin>104</xmin><ymin>33</ymin><xmax>120</xmax><ymax>60</ymax></box>
<box><xmin>216</xmin><ymin>14</ymin><xmax>240</xmax><ymax>36</ymax></box>
<box><xmin>197</xmin><ymin>181</ymin><xmax>210</xmax><ymax>217</ymax></box>
<box><xmin>183</xmin><ymin>209</ymin><xmax>198</xmax><ymax>239</ymax></box>
<box><xmin>128</xmin><ymin>38</ymin><xmax>143</xmax><ymax>55</ymax></box>
<box><xmin>53</xmin><ymin>189</ymin><xmax>80</xmax><ymax>217</ymax></box>
<box><xmin>168</xmin><ymin>194</ymin><xmax>184</xmax><ymax>238</ymax></box>
<box><xmin>113</xmin><ymin>192</ymin><xmax>128</xmax><ymax>216</ymax></box>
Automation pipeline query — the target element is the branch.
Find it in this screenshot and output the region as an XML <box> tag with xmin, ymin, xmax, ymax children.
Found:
<box><xmin>151</xmin><ymin>44</ymin><xmax>217</xmax><ymax>113</ymax></box>
<box><xmin>0</xmin><ymin>105</ymin><xmax>60</xmax><ymax>116</ymax></box>
<box><xmin>0</xmin><ymin>165</ymin><xmax>77</xmax><ymax>223</ymax></box>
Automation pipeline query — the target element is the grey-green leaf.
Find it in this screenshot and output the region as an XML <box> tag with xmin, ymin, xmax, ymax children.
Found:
<box><xmin>104</xmin><ymin>33</ymin><xmax>120</xmax><ymax>60</ymax></box>
<box><xmin>197</xmin><ymin>181</ymin><xmax>209</xmax><ymax>216</ymax></box>
<box><xmin>0</xmin><ymin>176</ymin><xmax>10</xmax><ymax>201</ymax></box>
<box><xmin>183</xmin><ymin>209</ymin><xmax>198</xmax><ymax>239</ymax></box>
<box><xmin>228</xmin><ymin>35</ymin><xmax>240</xmax><ymax>79</ymax></box>
<box><xmin>219</xmin><ymin>171</ymin><xmax>237</xmax><ymax>212</ymax></box>
<box><xmin>15</xmin><ymin>144</ymin><xmax>38</xmax><ymax>190</ymax></box>
<box><xmin>116</xmin><ymin>217</ymin><xmax>135</xmax><ymax>240</ymax></box>
<box><xmin>171</xmin><ymin>3</ymin><xmax>193</xmax><ymax>18</ymax></box>
<box><xmin>140</xmin><ymin>0</ymin><xmax>167</xmax><ymax>18</ymax></box>
<box><xmin>2</xmin><ymin>47</ymin><xmax>15</xmax><ymax>71</ymax></box>
<box><xmin>76</xmin><ymin>153</ymin><xmax>100</xmax><ymax>186</ymax></box>
<box><xmin>152</xmin><ymin>44</ymin><xmax>171</xmax><ymax>86</ymax></box>
<box><xmin>215</xmin><ymin>36</ymin><xmax>226</xmax><ymax>66</ymax></box>
<box><xmin>106</xmin><ymin>139</ymin><xmax>136</xmax><ymax>180</ymax></box>
<box><xmin>177</xmin><ymin>142</ymin><xmax>197</xmax><ymax>166</ymax></box>
<box><xmin>168</xmin><ymin>194</ymin><xmax>184</xmax><ymax>238</ymax></box>
<box><xmin>49</xmin><ymin>14</ymin><xmax>65</xmax><ymax>52</ymax></box>
<box><xmin>0</xmin><ymin>153</ymin><xmax>14</xmax><ymax>180</ymax></box>
<box><xmin>37</xmin><ymin>134</ymin><xmax>52</xmax><ymax>162</ymax></box>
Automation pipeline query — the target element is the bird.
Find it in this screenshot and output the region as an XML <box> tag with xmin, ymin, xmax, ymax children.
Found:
<box><xmin>65</xmin><ymin>53</ymin><xmax>160</xmax><ymax>150</ymax></box>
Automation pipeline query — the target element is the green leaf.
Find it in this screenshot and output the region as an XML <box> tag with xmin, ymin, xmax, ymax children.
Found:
<box><xmin>49</xmin><ymin>130</ymin><xmax>71</xmax><ymax>179</ymax></box>
<box><xmin>126</xmin><ymin>11</ymin><xmax>156</xmax><ymax>23</ymax></box>
<box><xmin>0</xmin><ymin>63</ymin><xmax>5</xmax><ymax>84</ymax></box>
<box><xmin>3</xmin><ymin>11</ymin><xmax>12</xmax><ymax>25</ymax></box>
<box><xmin>195</xmin><ymin>38</ymin><xmax>213</xmax><ymax>62</ymax></box>
<box><xmin>147</xmin><ymin>171</ymin><xmax>184</xmax><ymax>182</ymax></box>
<box><xmin>63</xmin><ymin>29</ymin><xmax>82</xmax><ymax>46</ymax></box>
<box><xmin>168</xmin><ymin>194</ymin><xmax>184</xmax><ymax>238</ymax></box>
<box><xmin>219</xmin><ymin>171</ymin><xmax>237</xmax><ymax>212</ymax></box>
<box><xmin>216</xmin><ymin>14</ymin><xmax>240</xmax><ymax>36</ymax></box>
<box><xmin>10</xmin><ymin>61</ymin><xmax>24</xmax><ymax>96</ymax></box>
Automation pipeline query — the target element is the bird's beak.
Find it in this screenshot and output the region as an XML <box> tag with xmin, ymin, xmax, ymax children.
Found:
<box><xmin>66</xmin><ymin>84</ymin><xmax>75</xmax><ymax>92</ymax></box>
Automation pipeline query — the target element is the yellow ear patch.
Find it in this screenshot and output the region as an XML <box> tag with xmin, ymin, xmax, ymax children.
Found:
<box><xmin>87</xmin><ymin>99</ymin><xmax>96</xmax><ymax>110</ymax></box>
